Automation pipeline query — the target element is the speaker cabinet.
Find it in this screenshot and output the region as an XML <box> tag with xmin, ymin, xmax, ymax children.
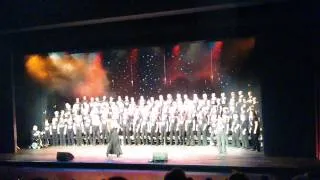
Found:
<box><xmin>152</xmin><ymin>152</ymin><xmax>168</xmax><ymax>163</ymax></box>
<box><xmin>56</xmin><ymin>152</ymin><xmax>74</xmax><ymax>161</ymax></box>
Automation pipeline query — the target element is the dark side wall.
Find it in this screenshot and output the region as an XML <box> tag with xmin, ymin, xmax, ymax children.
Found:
<box><xmin>256</xmin><ymin>29</ymin><xmax>316</xmax><ymax>158</ymax></box>
<box><xmin>0</xmin><ymin>48</ymin><xmax>16</xmax><ymax>153</ymax></box>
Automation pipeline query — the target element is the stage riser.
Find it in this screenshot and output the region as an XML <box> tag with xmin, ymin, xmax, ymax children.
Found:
<box><xmin>42</xmin><ymin>135</ymin><xmax>263</xmax><ymax>147</ymax></box>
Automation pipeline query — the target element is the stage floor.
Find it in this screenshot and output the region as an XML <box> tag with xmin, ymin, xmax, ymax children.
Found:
<box><xmin>1</xmin><ymin>145</ymin><xmax>319</xmax><ymax>170</ymax></box>
<box><xmin>4</xmin><ymin>145</ymin><xmax>263</xmax><ymax>165</ymax></box>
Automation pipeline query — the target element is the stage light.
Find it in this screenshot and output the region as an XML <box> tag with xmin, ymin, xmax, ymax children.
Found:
<box><xmin>172</xmin><ymin>44</ymin><xmax>181</xmax><ymax>57</ymax></box>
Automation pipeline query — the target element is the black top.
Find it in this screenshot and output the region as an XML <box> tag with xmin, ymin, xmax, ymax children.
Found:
<box><xmin>252</xmin><ymin>117</ymin><xmax>260</xmax><ymax>134</ymax></box>
<box><xmin>232</xmin><ymin>119</ymin><xmax>241</xmax><ymax>131</ymax></box>
<box><xmin>241</xmin><ymin>119</ymin><xmax>249</xmax><ymax>131</ymax></box>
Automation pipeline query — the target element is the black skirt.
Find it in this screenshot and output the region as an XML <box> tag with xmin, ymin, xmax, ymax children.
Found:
<box><xmin>107</xmin><ymin>128</ymin><xmax>122</xmax><ymax>155</ymax></box>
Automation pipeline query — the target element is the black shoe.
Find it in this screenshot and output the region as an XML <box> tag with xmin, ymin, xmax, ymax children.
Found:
<box><xmin>117</xmin><ymin>153</ymin><xmax>120</xmax><ymax>157</ymax></box>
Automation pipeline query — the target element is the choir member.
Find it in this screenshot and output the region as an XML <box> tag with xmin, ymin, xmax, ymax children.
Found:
<box><xmin>221</xmin><ymin>92</ymin><xmax>227</xmax><ymax>107</ymax></box>
<box><xmin>66</xmin><ymin>118</ymin><xmax>75</xmax><ymax>146</ymax></box>
<box><xmin>140</xmin><ymin>109</ymin><xmax>148</xmax><ymax>145</ymax></box>
<box><xmin>43</xmin><ymin>119</ymin><xmax>50</xmax><ymax>146</ymax></box>
<box><xmin>166</xmin><ymin>93</ymin><xmax>173</xmax><ymax>106</ymax></box>
<box><xmin>91</xmin><ymin>107</ymin><xmax>101</xmax><ymax>145</ymax></box>
<box><xmin>176</xmin><ymin>103</ymin><xmax>186</xmax><ymax>145</ymax></box>
<box><xmin>159</xmin><ymin>106</ymin><xmax>168</xmax><ymax>145</ymax></box>
<box><xmin>168</xmin><ymin>103</ymin><xmax>176</xmax><ymax>145</ymax></box>
<box><xmin>72</xmin><ymin>98</ymin><xmax>81</xmax><ymax>115</ymax></box>
<box><xmin>58</xmin><ymin>110</ymin><xmax>66</xmax><ymax>146</ymax></box>
<box><xmin>89</xmin><ymin>97</ymin><xmax>95</xmax><ymax>110</ymax></box>
<box><xmin>117</xmin><ymin>96</ymin><xmax>125</xmax><ymax>125</ymax></box>
<box><xmin>222</xmin><ymin>107</ymin><xmax>231</xmax><ymax>147</ymax></box>
<box><xmin>231</xmin><ymin>113</ymin><xmax>241</xmax><ymax>147</ymax></box>
<box><xmin>84</xmin><ymin>115</ymin><xmax>92</xmax><ymax>145</ymax></box>
<box><xmin>216</xmin><ymin>115</ymin><xmax>227</xmax><ymax>154</ymax></box>
<box><xmin>101</xmin><ymin>110</ymin><xmax>109</xmax><ymax>144</ymax></box>
<box><xmin>251</xmin><ymin>110</ymin><xmax>261</xmax><ymax>152</ymax></box>
<box><xmin>132</xmin><ymin>103</ymin><xmax>142</xmax><ymax>145</ymax></box>
<box><xmin>122</xmin><ymin>108</ymin><xmax>131</xmax><ymax>145</ymax></box>
<box><xmin>211</xmin><ymin>93</ymin><xmax>217</xmax><ymax>105</ymax></box>
<box><xmin>74</xmin><ymin>114</ymin><xmax>84</xmax><ymax>146</ymax></box>
<box><xmin>50</xmin><ymin>111</ymin><xmax>59</xmax><ymax>146</ymax></box>
<box><xmin>209</xmin><ymin>105</ymin><xmax>218</xmax><ymax>146</ymax></box>
<box><xmin>124</xmin><ymin>96</ymin><xmax>130</xmax><ymax>108</ymax></box>
<box><xmin>247</xmin><ymin>91</ymin><xmax>253</xmax><ymax>105</ymax></box>
<box><xmin>202</xmin><ymin>104</ymin><xmax>210</xmax><ymax>146</ymax></box>
<box><xmin>185</xmin><ymin>110</ymin><xmax>195</xmax><ymax>146</ymax></box>
<box><xmin>240</xmin><ymin>108</ymin><xmax>249</xmax><ymax>149</ymax></box>
<box><xmin>149</xmin><ymin>105</ymin><xmax>158</xmax><ymax>145</ymax></box>
<box><xmin>196</xmin><ymin>110</ymin><xmax>204</xmax><ymax>146</ymax></box>
<box><xmin>82</xmin><ymin>96</ymin><xmax>87</xmax><ymax>103</ymax></box>
<box><xmin>81</xmin><ymin>100</ymin><xmax>90</xmax><ymax>116</ymax></box>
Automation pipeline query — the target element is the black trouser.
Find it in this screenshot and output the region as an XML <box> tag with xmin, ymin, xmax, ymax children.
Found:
<box><xmin>52</xmin><ymin>130</ymin><xmax>58</xmax><ymax>146</ymax></box>
<box><xmin>66</xmin><ymin>129</ymin><xmax>74</xmax><ymax>145</ymax></box>
<box><xmin>225</xmin><ymin>131</ymin><xmax>230</xmax><ymax>147</ymax></box>
<box><xmin>241</xmin><ymin>133</ymin><xmax>249</xmax><ymax>149</ymax></box>
<box><xmin>141</xmin><ymin>125</ymin><xmax>148</xmax><ymax>145</ymax></box>
<box><xmin>176</xmin><ymin>125</ymin><xmax>185</xmax><ymax>145</ymax></box>
<box><xmin>169</xmin><ymin>126</ymin><xmax>176</xmax><ymax>145</ymax></box>
<box><xmin>160</xmin><ymin>126</ymin><xmax>167</xmax><ymax>145</ymax></box>
<box><xmin>150</xmin><ymin>126</ymin><xmax>157</xmax><ymax>145</ymax></box>
<box><xmin>232</xmin><ymin>131</ymin><xmax>241</xmax><ymax>147</ymax></box>
<box><xmin>101</xmin><ymin>126</ymin><xmax>109</xmax><ymax>144</ymax></box>
<box><xmin>75</xmin><ymin>128</ymin><xmax>82</xmax><ymax>146</ymax></box>
<box><xmin>186</xmin><ymin>123</ymin><xmax>194</xmax><ymax>146</ymax></box>
<box><xmin>217</xmin><ymin>132</ymin><xmax>227</xmax><ymax>153</ymax></box>
<box><xmin>251</xmin><ymin>133</ymin><xmax>261</xmax><ymax>151</ymax></box>
<box><xmin>210</xmin><ymin>130</ymin><xmax>215</xmax><ymax>145</ymax></box>
<box><xmin>156</xmin><ymin>127</ymin><xmax>160</xmax><ymax>145</ymax></box>
<box><xmin>92</xmin><ymin>126</ymin><xmax>100</xmax><ymax>145</ymax></box>
<box><xmin>44</xmin><ymin>131</ymin><xmax>50</xmax><ymax>145</ymax></box>
<box><xmin>202</xmin><ymin>127</ymin><xmax>208</xmax><ymax>146</ymax></box>
<box><xmin>85</xmin><ymin>128</ymin><xmax>92</xmax><ymax>145</ymax></box>
<box><xmin>123</xmin><ymin>126</ymin><xmax>131</xmax><ymax>145</ymax></box>
<box><xmin>59</xmin><ymin>128</ymin><xmax>66</xmax><ymax>146</ymax></box>
<box><xmin>197</xmin><ymin>126</ymin><xmax>203</xmax><ymax>145</ymax></box>
<box><xmin>133</xmin><ymin>128</ymin><xmax>141</xmax><ymax>145</ymax></box>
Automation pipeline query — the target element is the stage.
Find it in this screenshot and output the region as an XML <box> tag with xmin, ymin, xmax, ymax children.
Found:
<box><xmin>0</xmin><ymin>145</ymin><xmax>319</xmax><ymax>179</ymax></box>
<box><xmin>0</xmin><ymin>145</ymin><xmax>319</xmax><ymax>170</ymax></box>
<box><xmin>3</xmin><ymin>145</ymin><xmax>264</xmax><ymax>165</ymax></box>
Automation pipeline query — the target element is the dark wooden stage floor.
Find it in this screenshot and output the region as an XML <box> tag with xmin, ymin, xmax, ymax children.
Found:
<box><xmin>4</xmin><ymin>145</ymin><xmax>264</xmax><ymax>166</ymax></box>
<box><xmin>0</xmin><ymin>145</ymin><xmax>319</xmax><ymax>179</ymax></box>
<box><xmin>0</xmin><ymin>145</ymin><xmax>318</xmax><ymax>170</ymax></box>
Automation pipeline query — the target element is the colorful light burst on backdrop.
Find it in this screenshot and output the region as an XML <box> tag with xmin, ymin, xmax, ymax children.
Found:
<box><xmin>25</xmin><ymin>38</ymin><xmax>255</xmax><ymax>99</ymax></box>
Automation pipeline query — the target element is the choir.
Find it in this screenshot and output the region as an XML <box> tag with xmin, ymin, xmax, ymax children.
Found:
<box><xmin>32</xmin><ymin>91</ymin><xmax>262</xmax><ymax>152</ymax></box>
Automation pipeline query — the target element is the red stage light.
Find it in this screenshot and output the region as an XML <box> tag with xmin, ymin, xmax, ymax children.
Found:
<box><xmin>172</xmin><ymin>45</ymin><xmax>180</xmax><ymax>57</ymax></box>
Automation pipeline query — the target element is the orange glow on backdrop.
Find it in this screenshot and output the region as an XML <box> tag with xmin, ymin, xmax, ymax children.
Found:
<box><xmin>25</xmin><ymin>55</ymin><xmax>50</xmax><ymax>82</ymax></box>
<box><xmin>74</xmin><ymin>53</ymin><xmax>109</xmax><ymax>98</ymax></box>
<box><xmin>25</xmin><ymin>53</ymin><xmax>109</xmax><ymax>98</ymax></box>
